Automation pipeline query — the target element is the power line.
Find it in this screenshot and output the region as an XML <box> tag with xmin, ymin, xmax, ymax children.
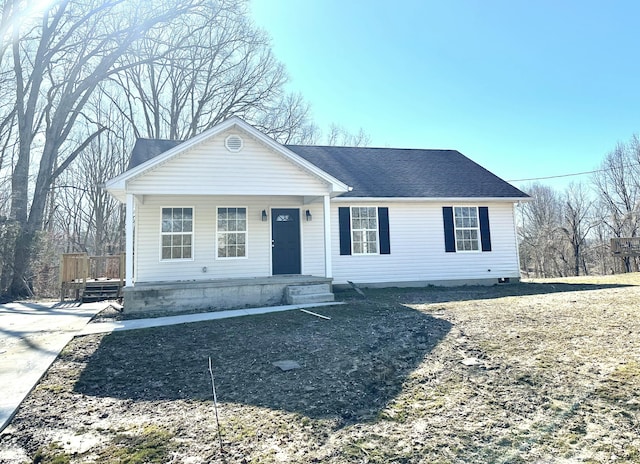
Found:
<box><xmin>507</xmin><ymin>161</ymin><xmax>640</xmax><ymax>183</ymax></box>
<box><xmin>507</xmin><ymin>169</ymin><xmax>602</xmax><ymax>182</ymax></box>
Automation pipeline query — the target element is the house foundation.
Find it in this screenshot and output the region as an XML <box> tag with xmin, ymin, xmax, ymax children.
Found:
<box><xmin>123</xmin><ymin>275</ymin><xmax>333</xmax><ymax>314</ymax></box>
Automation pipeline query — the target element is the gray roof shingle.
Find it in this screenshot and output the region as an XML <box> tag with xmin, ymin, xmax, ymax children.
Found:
<box><xmin>127</xmin><ymin>138</ymin><xmax>182</xmax><ymax>171</ymax></box>
<box><xmin>127</xmin><ymin>139</ymin><xmax>528</xmax><ymax>199</ymax></box>
<box><xmin>286</xmin><ymin>145</ymin><xmax>527</xmax><ymax>198</ymax></box>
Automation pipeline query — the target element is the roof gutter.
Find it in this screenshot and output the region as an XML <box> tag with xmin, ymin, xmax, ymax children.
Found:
<box><xmin>331</xmin><ymin>196</ymin><xmax>531</xmax><ymax>203</ymax></box>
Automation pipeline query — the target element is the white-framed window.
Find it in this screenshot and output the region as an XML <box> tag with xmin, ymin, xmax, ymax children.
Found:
<box><xmin>454</xmin><ymin>206</ymin><xmax>480</xmax><ymax>251</ymax></box>
<box><xmin>217</xmin><ymin>207</ymin><xmax>247</xmax><ymax>258</ymax></box>
<box><xmin>351</xmin><ymin>206</ymin><xmax>378</xmax><ymax>254</ymax></box>
<box><xmin>161</xmin><ymin>207</ymin><xmax>193</xmax><ymax>260</ymax></box>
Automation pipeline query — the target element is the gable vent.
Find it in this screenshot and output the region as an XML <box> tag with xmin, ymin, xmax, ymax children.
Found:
<box><xmin>225</xmin><ymin>134</ymin><xmax>243</xmax><ymax>152</ymax></box>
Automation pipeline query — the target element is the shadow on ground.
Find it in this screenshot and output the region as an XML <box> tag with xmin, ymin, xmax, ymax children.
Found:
<box><xmin>342</xmin><ymin>281</ymin><xmax>636</xmax><ymax>306</ymax></box>
<box><xmin>74</xmin><ymin>302</ymin><xmax>451</xmax><ymax>426</ymax></box>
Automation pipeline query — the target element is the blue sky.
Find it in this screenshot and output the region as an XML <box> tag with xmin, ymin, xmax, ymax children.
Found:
<box><xmin>250</xmin><ymin>0</ymin><xmax>640</xmax><ymax>192</ymax></box>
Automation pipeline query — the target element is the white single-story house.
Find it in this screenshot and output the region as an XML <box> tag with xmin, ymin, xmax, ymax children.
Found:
<box><xmin>105</xmin><ymin>117</ymin><xmax>529</xmax><ymax>313</ymax></box>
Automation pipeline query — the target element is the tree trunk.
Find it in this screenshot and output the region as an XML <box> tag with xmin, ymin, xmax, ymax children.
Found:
<box><xmin>8</xmin><ymin>227</ymin><xmax>36</xmax><ymax>296</ymax></box>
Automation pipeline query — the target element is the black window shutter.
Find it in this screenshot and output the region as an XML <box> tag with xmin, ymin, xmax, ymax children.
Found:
<box><xmin>378</xmin><ymin>207</ymin><xmax>390</xmax><ymax>254</ymax></box>
<box><xmin>338</xmin><ymin>207</ymin><xmax>351</xmax><ymax>255</ymax></box>
<box><xmin>479</xmin><ymin>206</ymin><xmax>492</xmax><ymax>252</ymax></box>
<box><xmin>443</xmin><ymin>207</ymin><xmax>456</xmax><ymax>252</ymax></box>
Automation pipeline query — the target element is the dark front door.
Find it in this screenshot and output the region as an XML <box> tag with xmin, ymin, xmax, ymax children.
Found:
<box><xmin>272</xmin><ymin>208</ymin><xmax>301</xmax><ymax>275</ymax></box>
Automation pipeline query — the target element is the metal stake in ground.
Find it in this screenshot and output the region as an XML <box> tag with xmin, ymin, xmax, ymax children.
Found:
<box><xmin>208</xmin><ymin>357</ymin><xmax>224</xmax><ymax>454</ymax></box>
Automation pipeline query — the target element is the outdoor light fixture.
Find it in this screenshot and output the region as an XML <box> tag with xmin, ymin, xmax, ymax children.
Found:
<box><xmin>305</xmin><ymin>209</ymin><xmax>312</xmax><ymax>221</ymax></box>
<box><xmin>261</xmin><ymin>210</ymin><xmax>268</xmax><ymax>221</ymax></box>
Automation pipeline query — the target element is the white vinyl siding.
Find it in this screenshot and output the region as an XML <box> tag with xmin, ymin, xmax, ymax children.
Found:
<box><xmin>454</xmin><ymin>206</ymin><xmax>479</xmax><ymax>252</ymax></box>
<box><xmin>160</xmin><ymin>207</ymin><xmax>193</xmax><ymax>260</ymax></box>
<box><xmin>127</xmin><ymin>129</ymin><xmax>330</xmax><ymax>197</ymax></box>
<box><xmin>134</xmin><ymin>195</ymin><xmax>325</xmax><ymax>282</ymax></box>
<box><xmin>217</xmin><ymin>207</ymin><xmax>247</xmax><ymax>258</ymax></box>
<box><xmin>332</xmin><ymin>201</ymin><xmax>520</xmax><ymax>285</ymax></box>
<box><xmin>351</xmin><ymin>207</ymin><xmax>378</xmax><ymax>254</ymax></box>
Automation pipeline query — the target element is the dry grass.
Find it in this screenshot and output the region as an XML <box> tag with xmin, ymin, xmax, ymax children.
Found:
<box><xmin>2</xmin><ymin>274</ymin><xmax>640</xmax><ymax>463</ymax></box>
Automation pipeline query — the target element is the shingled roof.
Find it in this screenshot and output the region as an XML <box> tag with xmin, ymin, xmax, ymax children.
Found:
<box><xmin>127</xmin><ymin>138</ymin><xmax>182</xmax><ymax>170</ymax></box>
<box><xmin>286</xmin><ymin>145</ymin><xmax>527</xmax><ymax>198</ymax></box>
<box><xmin>127</xmin><ymin>138</ymin><xmax>528</xmax><ymax>199</ymax></box>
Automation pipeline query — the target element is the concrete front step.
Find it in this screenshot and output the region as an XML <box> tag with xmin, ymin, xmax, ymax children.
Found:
<box><xmin>285</xmin><ymin>284</ymin><xmax>334</xmax><ymax>305</ymax></box>
<box><xmin>286</xmin><ymin>283</ymin><xmax>331</xmax><ymax>296</ymax></box>
<box><xmin>286</xmin><ymin>293</ymin><xmax>335</xmax><ymax>305</ymax></box>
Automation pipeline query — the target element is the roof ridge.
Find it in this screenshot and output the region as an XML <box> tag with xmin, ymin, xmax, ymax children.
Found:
<box><xmin>136</xmin><ymin>137</ymin><xmax>183</xmax><ymax>143</ymax></box>
<box><xmin>285</xmin><ymin>145</ymin><xmax>459</xmax><ymax>152</ymax></box>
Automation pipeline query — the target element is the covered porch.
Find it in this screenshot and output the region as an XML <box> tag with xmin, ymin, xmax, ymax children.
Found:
<box><xmin>105</xmin><ymin>118</ymin><xmax>351</xmax><ymax>313</ymax></box>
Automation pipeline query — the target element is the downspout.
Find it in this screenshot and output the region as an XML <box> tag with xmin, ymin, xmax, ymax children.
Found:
<box><xmin>513</xmin><ymin>201</ymin><xmax>523</xmax><ymax>279</ymax></box>
<box><xmin>323</xmin><ymin>195</ymin><xmax>332</xmax><ymax>278</ymax></box>
<box><xmin>125</xmin><ymin>193</ymin><xmax>134</xmax><ymax>286</ymax></box>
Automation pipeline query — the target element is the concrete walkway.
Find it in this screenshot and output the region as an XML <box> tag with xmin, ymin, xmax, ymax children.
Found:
<box><xmin>79</xmin><ymin>301</ymin><xmax>342</xmax><ymax>335</ymax></box>
<box><xmin>0</xmin><ymin>301</ymin><xmax>106</xmax><ymax>433</ymax></box>
<box><xmin>0</xmin><ymin>300</ymin><xmax>342</xmax><ymax>433</ymax></box>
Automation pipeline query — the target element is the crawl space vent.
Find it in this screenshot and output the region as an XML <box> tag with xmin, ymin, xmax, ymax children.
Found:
<box><xmin>225</xmin><ymin>134</ymin><xmax>243</xmax><ymax>152</ymax></box>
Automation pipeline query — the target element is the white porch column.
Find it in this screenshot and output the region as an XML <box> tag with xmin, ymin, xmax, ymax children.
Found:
<box><xmin>323</xmin><ymin>194</ymin><xmax>333</xmax><ymax>278</ymax></box>
<box><xmin>125</xmin><ymin>193</ymin><xmax>134</xmax><ymax>287</ymax></box>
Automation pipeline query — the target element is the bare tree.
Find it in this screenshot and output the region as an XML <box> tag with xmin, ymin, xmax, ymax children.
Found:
<box><xmin>593</xmin><ymin>137</ymin><xmax>640</xmax><ymax>272</ymax></box>
<box><xmin>2</xmin><ymin>0</ymin><xmax>202</xmax><ymax>296</ymax></box>
<box><xmin>518</xmin><ymin>183</ymin><xmax>565</xmax><ymax>277</ymax></box>
<box><xmin>254</xmin><ymin>93</ymin><xmax>319</xmax><ymax>144</ymax></box>
<box><xmin>326</xmin><ymin>123</ymin><xmax>371</xmax><ymax>147</ymax></box>
<box><xmin>111</xmin><ymin>0</ymin><xmax>313</xmax><ymax>143</ymax></box>
<box><xmin>560</xmin><ymin>182</ymin><xmax>595</xmax><ymax>276</ymax></box>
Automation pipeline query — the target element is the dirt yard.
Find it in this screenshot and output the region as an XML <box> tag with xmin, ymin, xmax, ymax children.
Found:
<box><xmin>2</xmin><ymin>274</ymin><xmax>640</xmax><ymax>463</ymax></box>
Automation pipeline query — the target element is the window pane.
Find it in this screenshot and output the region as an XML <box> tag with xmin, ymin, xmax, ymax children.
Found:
<box><xmin>453</xmin><ymin>207</ymin><xmax>479</xmax><ymax>251</ymax></box>
<box><xmin>237</xmin><ymin>245</ymin><xmax>245</xmax><ymax>257</ymax></box>
<box><xmin>161</xmin><ymin>208</ymin><xmax>193</xmax><ymax>260</ymax></box>
<box><xmin>351</xmin><ymin>207</ymin><xmax>378</xmax><ymax>254</ymax></box>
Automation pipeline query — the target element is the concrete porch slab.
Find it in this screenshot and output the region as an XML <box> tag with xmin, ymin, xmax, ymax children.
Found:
<box><xmin>124</xmin><ymin>275</ymin><xmax>333</xmax><ymax>314</ymax></box>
